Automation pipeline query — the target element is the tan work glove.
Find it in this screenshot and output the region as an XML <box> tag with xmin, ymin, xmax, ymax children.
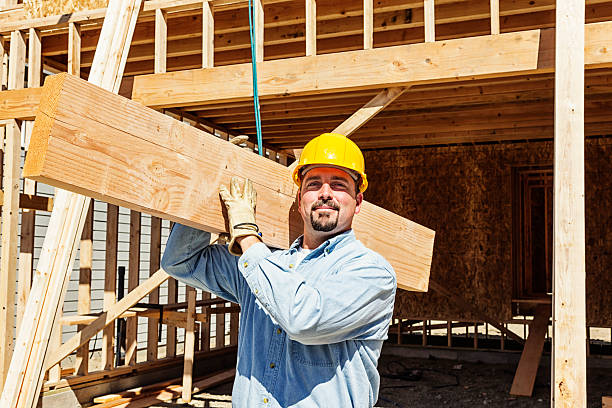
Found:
<box><xmin>219</xmin><ymin>176</ymin><xmax>263</xmax><ymax>256</ymax></box>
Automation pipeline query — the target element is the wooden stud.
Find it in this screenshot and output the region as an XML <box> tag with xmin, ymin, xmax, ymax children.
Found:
<box><xmin>202</xmin><ymin>1</ymin><xmax>214</xmax><ymax>68</ymax></box>
<box><xmin>102</xmin><ymin>203</ymin><xmax>119</xmax><ymax>370</ymax></box>
<box><xmin>421</xmin><ymin>320</ymin><xmax>427</xmax><ymax>346</ymax></box>
<box><xmin>75</xmin><ymin>201</ymin><xmax>94</xmax><ymax>376</ymax></box>
<box><xmin>46</xmin><ymin>270</ymin><xmax>170</xmax><ymax>370</ymax></box>
<box><xmin>490</xmin><ymin>0</ymin><xmax>500</xmax><ymax>35</ymax></box>
<box><xmin>0</xmin><ymin>2</ymin><xmax>143</xmax><ymax>406</ymax></box>
<box><xmin>447</xmin><ymin>321</ymin><xmax>452</xmax><ymax>347</ymax></box>
<box><xmin>200</xmin><ymin>291</ymin><xmax>211</xmax><ymax>352</ymax></box>
<box><xmin>0</xmin><ymin>29</ymin><xmax>25</xmax><ymax>390</ymax></box>
<box><xmin>603</xmin><ymin>396</ymin><xmax>612</xmax><ymax>408</ymax></box>
<box><xmin>254</xmin><ymin>0</ymin><xmax>264</xmax><ymax>62</ymax></box>
<box><xmin>182</xmin><ymin>286</ymin><xmax>197</xmax><ymax>402</ymax></box>
<box><xmin>155</xmin><ymin>8</ymin><xmax>167</xmax><ymax>74</ymax></box>
<box><xmin>473</xmin><ymin>322</ymin><xmax>478</xmax><ymax>349</ymax></box>
<box><xmin>68</xmin><ymin>23</ymin><xmax>81</xmax><ymax>77</ymax></box>
<box><xmin>229</xmin><ymin>304</ymin><xmax>239</xmax><ymax>346</ymax></box>
<box><xmin>553</xmin><ymin>0</ymin><xmax>586</xmax><ymax>406</ymax></box>
<box><xmin>126</xmin><ymin>210</ymin><xmax>141</xmax><ymax>366</ymax></box>
<box><xmin>363</xmin><ymin>0</ymin><xmax>373</xmax><ymax>50</ymax></box>
<box><xmin>305</xmin><ymin>0</ymin><xmax>316</xmax><ymax>56</ymax></box>
<box><xmin>147</xmin><ymin>216</ymin><xmax>162</xmax><ymax>361</ymax></box>
<box><xmin>17</xmin><ymin>28</ymin><xmax>41</xmax><ymax>337</ymax></box>
<box><xmin>214</xmin><ymin>299</ymin><xmax>226</xmax><ymax>349</ymax></box>
<box><xmin>424</xmin><ymin>0</ymin><xmax>435</xmax><ymax>42</ymax></box>
<box><xmin>167</xmin><ymin>278</ymin><xmax>178</xmax><ymax>358</ymax></box>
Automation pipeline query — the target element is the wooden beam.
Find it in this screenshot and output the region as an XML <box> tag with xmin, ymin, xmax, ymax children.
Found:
<box><xmin>154</xmin><ymin>8</ymin><xmax>167</xmax><ymax>74</ymax></box>
<box><xmin>182</xmin><ymin>286</ymin><xmax>197</xmax><ymax>402</ymax></box>
<box><xmin>553</xmin><ymin>0</ymin><xmax>586</xmax><ymax>406</ymax></box>
<box><xmin>46</xmin><ymin>269</ymin><xmax>170</xmax><ymax>370</ymax></box>
<box><xmin>202</xmin><ymin>1</ymin><xmax>214</xmax><ymax>68</ymax></box>
<box><xmin>363</xmin><ymin>0</ymin><xmax>373</xmax><ymax>49</ymax></box>
<box><xmin>424</xmin><ymin>0</ymin><xmax>435</xmax><ymax>42</ymax></box>
<box><xmin>510</xmin><ymin>305</ymin><xmax>551</xmax><ymax>397</ymax></box>
<box><xmin>102</xmin><ymin>203</ymin><xmax>118</xmax><ymax>370</ymax></box>
<box><xmin>490</xmin><ymin>0</ymin><xmax>500</xmax><ymax>35</ymax></box>
<box><xmin>305</xmin><ymin>0</ymin><xmax>316</xmax><ymax>56</ymax></box>
<box><xmin>0</xmin><ymin>87</ymin><xmax>42</xmax><ymax>120</ymax></box>
<box><xmin>132</xmin><ymin>29</ymin><xmax>548</xmax><ymax>108</ymax></box>
<box><xmin>0</xmin><ymin>29</ymin><xmax>25</xmax><ymax>390</ymax></box>
<box><xmin>23</xmin><ymin>73</ymin><xmax>435</xmax><ymax>292</ymax></box>
<box><xmin>0</xmin><ymin>2</ymin><xmax>142</xmax><ymax>407</ymax></box>
<box><xmin>132</xmin><ymin>23</ymin><xmax>612</xmax><ymax>109</ymax></box>
<box><xmin>603</xmin><ymin>396</ymin><xmax>612</xmax><ymax>408</ymax></box>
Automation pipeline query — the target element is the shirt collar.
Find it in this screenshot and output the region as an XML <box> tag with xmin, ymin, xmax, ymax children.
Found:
<box><xmin>289</xmin><ymin>229</ymin><xmax>356</xmax><ymax>255</ymax></box>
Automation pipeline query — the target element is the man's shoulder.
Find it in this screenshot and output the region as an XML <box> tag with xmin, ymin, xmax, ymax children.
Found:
<box><xmin>339</xmin><ymin>239</ymin><xmax>396</xmax><ymax>277</ymax></box>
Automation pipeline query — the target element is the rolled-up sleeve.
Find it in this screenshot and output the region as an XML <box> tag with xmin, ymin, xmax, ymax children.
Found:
<box><xmin>238</xmin><ymin>244</ymin><xmax>396</xmax><ymax>345</ymax></box>
<box><xmin>161</xmin><ymin>224</ymin><xmax>247</xmax><ymax>304</ymax></box>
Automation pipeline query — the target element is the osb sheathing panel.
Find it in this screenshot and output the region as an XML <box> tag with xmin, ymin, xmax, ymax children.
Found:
<box><xmin>364</xmin><ymin>138</ymin><xmax>612</xmax><ymax>326</ymax></box>
<box><xmin>24</xmin><ymin>0</ymin><xmax>108</xmax><ymax>18</ymax></box>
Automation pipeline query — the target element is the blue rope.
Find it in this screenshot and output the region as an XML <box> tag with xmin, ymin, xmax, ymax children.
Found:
<box><xmin>248</xmin><ymin>0</ymin><xmax>264</xmax><ymax>156</ymax></box>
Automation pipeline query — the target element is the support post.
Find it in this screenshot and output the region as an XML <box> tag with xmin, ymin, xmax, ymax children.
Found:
<box><xmin>0</xmin><ymin>29</ymin><xmax>25</xmax><ymax>390</ymax></box>
<box><xmin>75</xmin><ymin>202</ymin><xmax>94</xmax><ymax>375</ymax></box>
<box><xmin>552</xmin><ymin>0</ymin><xmax>586</xmax><ymax>406</ymax></box>
<box><xmin>363</xmin><ymin>0</ymin><xmax>373</xmax><ymax>49</ymax></box>
<box><xmin>147</xmin><ymin>216</ymin><xmax>162</xmax><ymax>361</ymax></box>
<box><xmin>155</xmin><ymin>8</ymin><xmax>167</xmax><ymax>74</ymax></box>
<box><xmin>490</xmin><ymin>0</ymin><xmax>500</xmax><ymax>35</ymax></box>
<box><xmin>125</xmin><ymin>210</ymin><xmax>141</xmax><ymax>366</ymax></box>
<box><xmin>102</xmin><ymin>204</ymin><xmax>118</xmax><ymax>370</ymax></box>
<box><xmin>254</xmin><ymin>0</ymin><xmax>264</xmax><ymax>62</ymax></box>
<box><xmin>182</xmin><ymin>286</ymin><xmax>197</xmax><ymax>402</ymax></box>
<box><xmin>424</xmin><ymin>0</ymin><xmax>435</xmax><ymax>42</ymax></box>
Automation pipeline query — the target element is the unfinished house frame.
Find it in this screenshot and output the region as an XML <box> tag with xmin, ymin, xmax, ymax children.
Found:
<box><xmin>0</xmin><ymin>0</ymin><xmax>610</xmax><ymax>407</ymax></box>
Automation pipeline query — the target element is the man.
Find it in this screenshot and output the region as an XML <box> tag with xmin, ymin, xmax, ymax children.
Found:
<box><xmin>161</xmin><ymin>133</ymin><xmax>396</xmax><ymax>407</ymax></box>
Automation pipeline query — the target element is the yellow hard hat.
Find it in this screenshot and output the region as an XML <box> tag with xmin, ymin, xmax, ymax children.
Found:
<box><xmin>292</xmin><ymin>133</ymin><xmax>368</xmax><ymax>193</ymax></box>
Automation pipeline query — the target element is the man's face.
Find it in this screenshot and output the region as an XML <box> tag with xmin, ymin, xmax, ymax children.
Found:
<box><xmin>298</xmin><ymin>167</ymin><xmax>363</xmax><ymax>237</ymax></box>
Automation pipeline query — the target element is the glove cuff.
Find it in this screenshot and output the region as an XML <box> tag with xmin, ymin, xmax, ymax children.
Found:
<box><xmin>228</xmin><ymin>223</ymin><xmax>263</xmax><ymax>256</ymax></box>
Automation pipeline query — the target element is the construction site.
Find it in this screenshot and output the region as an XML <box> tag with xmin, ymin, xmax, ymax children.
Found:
<box><xmin>0</xmin><ymin>0</ymin><xmax>610</xmax><ymax>407</ymax></box>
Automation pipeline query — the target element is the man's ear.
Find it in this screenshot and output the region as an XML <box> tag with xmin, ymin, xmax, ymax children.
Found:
<box><xmin>354</xmin><ymin>192</ymin><xmax>364</xmax><ymax>214</ymax></box>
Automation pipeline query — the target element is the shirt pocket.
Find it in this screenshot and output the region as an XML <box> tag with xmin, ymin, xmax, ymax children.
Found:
<box><xmin>289</xmin><ymin>340</ymin><xmax>338</xmax><ymax>368</ymax></box>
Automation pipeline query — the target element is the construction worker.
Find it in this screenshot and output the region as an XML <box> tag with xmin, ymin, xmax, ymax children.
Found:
<box><xmin>161</xmin><ymin>133</ymin><xmax>396</xmax><ymax>407</ymax></box>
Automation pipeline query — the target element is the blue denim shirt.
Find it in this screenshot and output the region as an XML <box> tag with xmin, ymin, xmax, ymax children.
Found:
<box><xmin>161</xmin><ymin>224</ymin><xmax>396</xmax><ymax>407</ymax></box>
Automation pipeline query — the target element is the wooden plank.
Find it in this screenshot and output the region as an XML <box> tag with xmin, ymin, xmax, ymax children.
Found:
<box><xmin>46</xmin><ymin>269</ymin><xmax>170</xmax><ymax>370</ymax></box>
<box><xmin>23</xmin><ymin>73</ymin><xmax>435</xmax><ymax>292</ymax></box>
<box><xmin>61</xmin><ymin>309</ymin><xmax>207</xmax><ymax>329</ymax></box>
<box><xmin>75</xmin><ymin>201</ymin><xmax>94</xmax><ymax>376</ymax></box>
<box><xmin>305</xmin><ymin>0</ymin><xmax>316</xmax><ymax>56</ymax></box>
<box><xmin>154</xmin><ymin>8</ymin><xmax>167</xmax><ymax>74</ymax></box>
<box><xmin>510</xmin><ymin>305</ymin><xmax>551</xmax><ymax>396</ymax></box>
<box><xmin>214</xmin><ymin>299</ymin><xmax>226</xmax><ymax>349</ymax></box>
<box><xmin>200</xmin><ymin>291</ymin><xmax>211</xmax><ymax>352</ymax></box>
<box><xmin>68</xmin><ymin>23</ymin><xmax>81</xmax><ymax>77</ymax></box>
<box><xmin>202</xmin><ymin>1</ymin><xmax>214</xmax><ymax>68</ymax></box>
<box><xmin>424</xmin><ymin>0</ymin><xmax>435</xmax><ymax>42</ymax></box>
<box><xmin>166</xmin><ymin>277</ymin><xmax>179</xmax><ymax>358</ymax></box>
<box><xmin>553</xmin><ymin>0</ymin><xmax>587</xmax><ymax>406</ymax></box>
<box><xmin>146</xmin><ymin>216</ymin><xmax>161</xmax><ymax>361</ymax></box>
<box><xmin>363</xmin><ymin>0</ymin><xmax>373</xmax><ymax>49</ymax></box>
<box><xmin>0</xmin><ymin>2</ymin><xmax>143</xmax><ymax>407</ymax></box>
<box><xmin>229</xmin><ymin>304</ymin><xmax>239</xmax><ymax>346</ymax></box>
<box><xmin>490</xmin><ymin>0</ymin><xmax>500</xmax><ymax>35</ymax></box>
<box><xmin>132</xmin><ymin>29</ymin><xmax>548</xmax><ymax>108</ymax></box>
<box><xmin>0</xmin><ymin>29</ymin><xmax>25</xmax><ymax>390</ymax></box>
<box><xmin>102</xmin><ymin>203</ymin><xmax>118</xmax><ymax>370</ymax></box>
<box><xmin>181</xmin><ymin>286</ymin><xmax>197</xmax><ymax>402</ymax></box>
<box><xmin>603</xmin><ymin>396</ymin><xmax>612</xmax><ymax>408</ymax></box>
<box><xmin>126</xmin><ymin>210</ymin><xmax>141</xmax><ymax>366</ymax></box>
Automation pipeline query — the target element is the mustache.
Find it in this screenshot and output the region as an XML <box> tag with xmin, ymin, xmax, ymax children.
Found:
<box><xmin>311</xmin><ymin>199</ymin><xmax>340</xmax><ymax>211</ymax></box>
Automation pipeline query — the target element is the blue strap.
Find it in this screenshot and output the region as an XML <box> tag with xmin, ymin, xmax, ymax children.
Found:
<box><xmin>248</xmin><ymin>0</ymin><xmax>264</xmax><ymax>156</ymax></box>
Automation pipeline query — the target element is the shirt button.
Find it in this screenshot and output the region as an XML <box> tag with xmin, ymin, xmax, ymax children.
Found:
<box><xmin>264</xmin><ymin>398</ymin><xmax>269</xmax><ymax>403</ymax></box>
<box><xmin>289</xmin><ymin>263</ymin><xmax>294</xmax><ymax>268</ymax></box>
<box><xmin>243</xmin><ymin>261</ymin><xmax>248</xmax><ymax>268</ymax></box>
<box><xmin>276</xmin><ymin>328</ymin><xmax>282</xmax><ymax>334</ymax></box>
<box><xmin>255</xmin><ymin>289</ymin><xmax>259</xmax><ymax>294</ymax></box>
<box><xmin>270</xmin><ymin>362</ymin><xmax>275</xmax><ymax>368</ymax></box>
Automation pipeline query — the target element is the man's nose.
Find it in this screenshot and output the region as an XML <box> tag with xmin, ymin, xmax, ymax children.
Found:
<box><xmin>318</xmin><ymin>183</ymin><xmax>333</xmax><ymax>199</ymax></box>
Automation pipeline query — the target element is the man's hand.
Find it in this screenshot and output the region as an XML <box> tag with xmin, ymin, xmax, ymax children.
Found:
<box><xmin>219</xmin><ymin>177</ymin><xmax>263</xmax><ymax>256</ymax></box>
